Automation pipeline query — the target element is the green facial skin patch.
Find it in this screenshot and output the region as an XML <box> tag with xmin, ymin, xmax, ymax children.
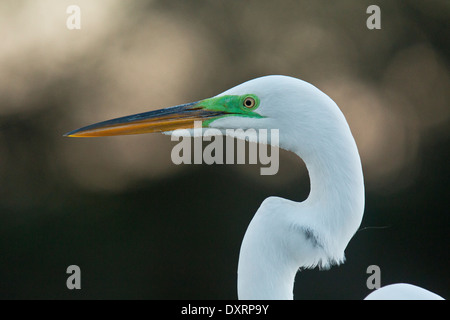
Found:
<box><xmin>199</xmin><ymin>94</ymin><xmax>264</xmax><ymax>127</ymax></box>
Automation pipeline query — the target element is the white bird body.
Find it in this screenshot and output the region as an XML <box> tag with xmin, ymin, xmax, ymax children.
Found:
<box><xmin>66</xmin><ymin>75</ymin><xmax>443</xmax><ymax>300</ymax></box>
<box><xmin>365</xmin><ymin>283</ymin><xmax>444</xmax><ymax>300</ymax></box>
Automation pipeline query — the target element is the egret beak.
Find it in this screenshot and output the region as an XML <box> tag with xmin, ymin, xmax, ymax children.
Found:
<box><xmin>64</xmin><ymin>101</ymin><xmax>230</xmax><ymax>137</ymax></box>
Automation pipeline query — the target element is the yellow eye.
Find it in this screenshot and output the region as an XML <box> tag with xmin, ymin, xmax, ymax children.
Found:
<box><xmin>243</xmin><ymin>97</ymin><xmax>256</xmax><ymax>109</ymax></box>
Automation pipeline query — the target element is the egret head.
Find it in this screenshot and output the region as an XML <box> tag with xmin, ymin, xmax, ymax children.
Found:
<box><xmin>63</xmin><ymin>79</ymin><xmax>269</xmax><ymax>138</ymax></box>
<box><xmin>64</xmin><ymin>75</ymin><xmax>345</xmax><ymax>155</ymax></box>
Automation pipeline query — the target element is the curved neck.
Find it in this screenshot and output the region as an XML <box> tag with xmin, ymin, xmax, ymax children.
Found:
<box><xmin>300</xmin><ymin>129</ymin><xmax>365</xmax><ymax>254</ymax></box>
<box><xmin>238</xmin><ymin>110</ymin><xmax>364</xmax><ymax>300</ymax></box>
<box><xmin>283</xmin><ymin>103</ymin><xmax>365</xmax><ymax>261</ymax></box>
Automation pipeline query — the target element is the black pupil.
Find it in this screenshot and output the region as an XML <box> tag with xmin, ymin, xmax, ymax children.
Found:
<box><xmin>245</xmin><ymin>99</ymin><xmax>252</xmax><ymax>106</ymax></box>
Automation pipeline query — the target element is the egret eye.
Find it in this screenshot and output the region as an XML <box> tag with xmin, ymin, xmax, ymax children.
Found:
<box><xmin>243</xmin><ymin>97</ymin><xmax>256</xmax><ymax>109</ymax></box>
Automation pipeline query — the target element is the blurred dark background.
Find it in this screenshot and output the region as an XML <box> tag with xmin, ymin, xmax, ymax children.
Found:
<box><xmin>0</xmin><ymin>0</ymin><xmax>448</xmax><ymax>299</ymax></box>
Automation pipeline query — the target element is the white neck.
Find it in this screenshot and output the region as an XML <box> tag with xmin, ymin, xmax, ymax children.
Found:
<box><xmin>299</xmin><ymin>123</ymin><xmax>365</xmax><ymax>257</ymax></box>
<box><xmin>237</xmin><ymin>104</ymin><xmax>364</xmax><ymax>300</ymax></box>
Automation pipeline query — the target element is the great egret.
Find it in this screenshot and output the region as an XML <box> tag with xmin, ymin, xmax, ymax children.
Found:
<box><xmin>65</xmin><ymin>75</ymin><xmax>444</xmax><ymax>300</ymax></box>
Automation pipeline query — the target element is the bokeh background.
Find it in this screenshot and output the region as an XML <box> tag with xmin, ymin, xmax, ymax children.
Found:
<box><xmin>0</xmin><ymin>0</ymin><xmax>448</xmax><ymax>299</ymax></box>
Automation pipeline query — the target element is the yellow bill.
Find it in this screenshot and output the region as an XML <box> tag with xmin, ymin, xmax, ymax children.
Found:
<box><xmin>64</xmin><ymin>101</ymin><xmax>228</xmax><ymax>138</ymax></box>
